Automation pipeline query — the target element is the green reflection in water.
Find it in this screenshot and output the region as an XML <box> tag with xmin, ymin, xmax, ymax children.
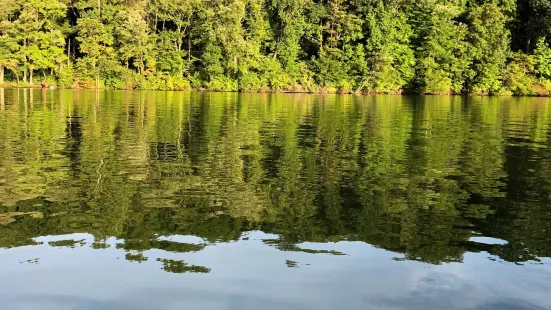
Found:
<box><xmin>1</xmin><ymin>89</ymin><xmax>551</xmax><ymax>267</ymax></box>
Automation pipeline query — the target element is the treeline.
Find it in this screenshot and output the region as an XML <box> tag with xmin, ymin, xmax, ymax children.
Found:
<box><xmin>0</xmin><ymin>0</ymin><xmax>551</xmax><ymax>94</ymax></box>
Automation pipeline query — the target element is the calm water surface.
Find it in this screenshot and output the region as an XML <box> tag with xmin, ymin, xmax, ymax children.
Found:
<box><xmin>1</xmin><ymin>89</ymin><xmax>551</xmax><ymax>310</ymax></box>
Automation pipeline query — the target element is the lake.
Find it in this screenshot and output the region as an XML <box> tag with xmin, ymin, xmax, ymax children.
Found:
<box><xmin>0</xmin><ymin>89</ymin><xmax>550</xmax><ymax>310</ymax></box>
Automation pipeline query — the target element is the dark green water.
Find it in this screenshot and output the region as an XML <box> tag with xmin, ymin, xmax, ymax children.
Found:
<box><xmin>0</xmin><ymin>89</ymin><xmax>550</xmax><ymax>310</ymax></box>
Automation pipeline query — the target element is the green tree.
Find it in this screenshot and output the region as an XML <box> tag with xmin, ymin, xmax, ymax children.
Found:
<box><xmin>533</xmin><ymin>37</ymin><xmax>551</xmax><ymax>80</ymax></box>
<box><xmin>414</xmin><ymin>3</ymin><xmax>471</xmax><ymax>94</ymax></box>
<box><xmin>150</xmin><ymin>0</ymin><xmax>198</xmax><ymax>76</ymax></box>
<box><xmin>115</xmin><ymin>1</ymin><xmax>153</xmax><ymax>74</ymax></box>
<box><xmin>361</xmin><ymin>0</ymin><xmax>415</xmax><ymax>93</ymax></box>
<box><xmin>469</xmin><ymin>3</ymin><xmax>510</xmax><ymax>94</ymax></box>
<box><xmin>0</xmin><ymin>0</ymin><xmax>20</xmax><ymax>84</ymax></box>
<box><xmin>76</xmin><ymin>11</ymin><xmax>115</xmax><ymax>87</ymax></box>
<box><xmin>14</xmin><ymin>0</ymin><xmax>67</xmax><ymax>84</ymax></box>
<box><xmin>269</xmin><ymin>0</ymin><xmax>309</xmax><ymax>74</ymax></box>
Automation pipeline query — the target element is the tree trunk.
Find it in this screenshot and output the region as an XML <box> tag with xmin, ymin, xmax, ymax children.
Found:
<box><xmin>177</xmin><ymin>25</ymin><xmax>183</xmax><ymax>50</ymax></box>
<box><xmin>0</xmin><ymin>65</ymin><xmax>4</xmax><ymax>85</ymax></box>
<box><xmin>0</xmin><ymin>88</ymin><xmax>4</xmax><ymax>111</ymax></box>
<box><xmin>23</xmin><ymin>69</ymin><xmax>27</xmax><ymax>83</ymax></box>
<box><xmin>29</xmin><ymin>68</ymin><xmax>34</xmax><ymax>85</ymax></box>
<box><xmin>67</xmin><ymin>38</ymin><xmax>71</xmax><ymax>60</ymax></box>
<box><xmin>319</xmin><ymin>24</ymin><xmax>323</xmax><ymax>52</ymax></box>
<box><xmin>526</xmin><ymin>38</ymin><xmax>532</xmax><ymax>54</ymax></box>
<box><xmin>13</xmin><ymin>70</ymin><xmax>19</xmax><ymax>84</ymax></box>
<box><xmin>188</xmin><ymin>34</ymin><xmax>191</xmax><ymax>64</ymax></box>
<box><xmin>273</xmin><ymin>38</ymin><xmax>281</xmax><ymax>60</ymax></box>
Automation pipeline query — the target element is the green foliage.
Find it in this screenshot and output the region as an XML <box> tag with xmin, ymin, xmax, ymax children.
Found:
<box><xmin>469</xmin><ymin>3</ymin><xmax>510</xmax><ymax>94</ymax></box>
<box><xmin>154</xmin><ymin>31</ymin><xmax>186</xmax><ymax>75</ymax></box>
<box><xmin>361</xmin><ymin>1</ymin><xmax>415</xmax><ymax>93</ymax></box>
<box><xmin>115</xmin><ymin>3</ymin><xmax>154</xmax><ymax>74</ymax></box>
<box><xmin>239</xmin><ymin>70</ymin><xmax>268</xmax><ymax>91</ymax></box>
<box><xmin>76</xmin><ymin>11</ymin><xmax>116</xmax><ymax>87</ymax></box>
<box><xmin>163</xmin><ymin>75</ymin><xmax>191</xmax><ymax>90</ymax></box>
<box><xmin>533</xmin><ymin>37</ymin><xmax>551</xmax><ymax>79</ymax></box>
<box><xmin>415</xmin><ymin>4</ymin><xmax>471</xmax><ymax>94</ymax></box>
<box><xmin>56</xmin><ymin>63</ymin><xmax>75</xmax><ymax>87</ymax></box>
<box><xmin>206</xmin><ymin>76</ymin><xmax>239</xmax><ymax>92</ymax></box>
<box><xmin>311</xmin><ymin>47</ymin><xmax>352</xmax><ymax>90</ymax></box>
<box><xmin>502</xmin><ymin>53</ymin><xmax>537</xmax><ymax>95</ymax></box>
<box><xmin>0</xmin><ymin>0</ymin><xmax>548</xmax><ymax>93</ymax></box>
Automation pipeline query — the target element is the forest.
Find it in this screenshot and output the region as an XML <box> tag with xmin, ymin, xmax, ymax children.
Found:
<box><xmin>0</xmin><ymin>0</ymin><xmax>551</xmax><ymax>94</ymax></box>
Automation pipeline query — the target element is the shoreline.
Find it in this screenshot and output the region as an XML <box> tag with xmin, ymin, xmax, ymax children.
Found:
<box><xmin>1</xmin><ymin>83</ymin><xmax>550</xmax><ymax>97</ymax></box>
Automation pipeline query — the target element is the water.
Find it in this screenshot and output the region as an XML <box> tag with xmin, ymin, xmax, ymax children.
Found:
<box><xmin>0</xmin><ymin>89</ymin><xmax>550</xmax><ymax>310</ymax></box>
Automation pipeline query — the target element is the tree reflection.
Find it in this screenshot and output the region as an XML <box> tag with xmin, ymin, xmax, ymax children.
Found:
<box><xmin>0</xmin><ymin>89</ymin><xmax>550</xmax><ymax>265</ymax></box>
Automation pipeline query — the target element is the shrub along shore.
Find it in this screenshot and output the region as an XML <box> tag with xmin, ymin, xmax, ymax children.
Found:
<box><xmin>1</xmin><ymin>0</ymin><xmax>551</xmax><ymax>95</ymax></box>
<box><xmin>1</xmin><ymin>82</ymin><xmax>550</xmax><ymax>96</ymax></box>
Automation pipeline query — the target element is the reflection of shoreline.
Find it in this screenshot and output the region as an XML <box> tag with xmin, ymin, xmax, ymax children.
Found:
<box><xmin>2</xmin><ymin>232</ymin><xmax>356</xmax><ymax>275</ymax></box>
<box><xmin>0</xmin><ymin>90</ymin><xmax>550</xmax><ymax>266</ymax></box>
<box><xmin>25</xmin><ymin>233</ymin><xmax>212</xmax><ymax>275</ymax></box>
